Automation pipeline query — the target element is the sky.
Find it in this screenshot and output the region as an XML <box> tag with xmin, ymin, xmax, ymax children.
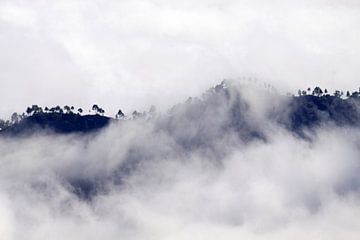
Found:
<box><xmin>0</xmin><ymin>0</ymin><xmax>360</xmax><ymax>118</ymax></box>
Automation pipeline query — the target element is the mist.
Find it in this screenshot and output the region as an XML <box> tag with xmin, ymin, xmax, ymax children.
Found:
<box><xmin>1</xmin><ymin>83</ymin><xmax>360</xmax><ymax>239</ymax></box>
<box><xmin>2</xmin><ymin>1</ymin><xmax>360</xmax><ymax>239</ymax></box>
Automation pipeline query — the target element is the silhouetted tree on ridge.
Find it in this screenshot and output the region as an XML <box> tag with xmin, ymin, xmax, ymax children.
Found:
<box><xmin>116</xmin><ymin>109</ymin><xmax>125</xmax><ymax>119</ymax></box>
<box><xmin>64</xmin><ymin>105</ymin><xmax>71</xmax><ymax>114</ymax></box>
<box><xmin>92</xmin><ymin>104</ymin><xmax>105</xmax><ymax>115</ymax></box>
<box><xmin>11</xmin><ymin>113</ymin><xmax>20</xmax><ymax>123</ymax></box>
<box><xmin>312</xmin><ymin>87</ymin><xmax>323</xmax><ymax>97</ymax></box>
<box><xmin>2</xmin><ymin>83</ymin><xmax>360</xmax><ymax>137</ymax></box>
<box><xmin>334</xmin><ymin>90</ymin><xmax>342</xmax><ymax>98</ymax></box>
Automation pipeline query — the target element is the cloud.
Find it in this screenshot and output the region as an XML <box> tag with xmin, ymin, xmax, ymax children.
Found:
<box><xmin>1</xmin><ymin>84</ymin><xmax>360</xmax><ymax>239</ymax></box>
<box><xmin>1</xmin><ymin>0</ymin><xmax>360</xmax><ymax>118</ymax></box>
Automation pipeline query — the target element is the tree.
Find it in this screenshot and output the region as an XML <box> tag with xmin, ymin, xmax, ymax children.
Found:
<box><xmin>132</xmin><ymin>110</ymin><xmax>142</xmax><ymax>119</ymax></box>
<box><xmin>298</xmin><ymin>89</ymin><xmax>302</xmax><ymax>96</ymax></box>
<box><xmin>116</xmin><ymin>109</ymin><xmax>125</xmax><ymax>119</ymax></box>
<box><xmin>78</xmin><ymin>108</ymin><xmax>83</xmax><ymax>114</ymax></box>
<box><xmin>92</xmin><ymin>104</ymin><xmax>105</xmax><ymax>115</ymax></box>
<box><xmin>34</xmin><ymin>105</ymin><xmax>42</xmax><ymax>114</ymax></box>
<box><xmin>334</xmin><ymin>90</ymin><xmax>342</xmax><ymax>98</ymax></box>
<box><xmin>346</xmin><ymin>91</ymin><xmax>350</xmax><ymax>97</ymax></box>
<box><xmin>312</xmin><ymin>87</ymin><xmax>323</xmax><ymax>96</ymax></box>
<box><xmin>324</xmin><ymin>89</ymin><xmax>328</xmax><ymax>94</ymax></box>
<box><xmin>26</xmin><ymin>105</ymin><xmax>42</xmax><ymax>115</ymax></box>
<box><xmin>11</xmin><ymin>112</ymin><xmax>19</xmax><ymax>123</ymax></box>
<box><xmin>26</xmin><ymin>106</ymin><xmax>34</xmax><ymax>115</ymax></box>
<box><xmin>92</xmin><ymin>104</ymin><xmax>99</xmax><ymax>115</ymax></box>
<box><xmin>148</xmin><ymin>105</ymin><xmax>157</xmax><ymax>118</ymax></box>
<box><xmin>64</xmin><ymin>105</ymin><xmax>71</xmax><ymax>114</ymax></box>
<box><xmin>55</xmin><ymin>106</ymin><xmax>63</xmax><ymax>113</ymax></box>
<box><xmin>302</xmin><ymin>90</ymin><xmax>307</xmax><ymax>96</ymax></box>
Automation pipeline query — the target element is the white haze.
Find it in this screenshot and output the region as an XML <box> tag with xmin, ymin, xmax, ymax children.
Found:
<box><xmin>1</xmin><ymin>0</ymin><xmax>360</xmax><ymax>117</ymax></box>
<box><xmin>1</xmin><ymin>85</ymin><xmax>360</xmax><ymax>239</ymax></box>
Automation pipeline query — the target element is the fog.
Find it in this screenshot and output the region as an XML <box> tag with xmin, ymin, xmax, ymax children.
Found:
<box><xmin>1</xmin><ymin>1</ymin><xmax>360</xmax><ymax>239</ymax></box>
<box><xmin>1</xmin><ymin>0</ymin><xmax>360</xmax><ymax>117</ymax></box>
<box><xmin>1</xmin><ymin>84</ymin><xmax>360</xmax><ymax>239</ymax></box>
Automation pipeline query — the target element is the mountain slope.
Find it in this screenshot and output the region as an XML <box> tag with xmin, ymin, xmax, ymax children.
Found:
<box><xmin>1</xmin><ymin>82</ymin><xmax>360</xmax><ymax>138</ymax></box>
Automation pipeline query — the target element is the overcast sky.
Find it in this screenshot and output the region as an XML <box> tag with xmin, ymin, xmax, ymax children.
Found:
<box><xmin>2</xmin><ymin>2</ymin><xmax>360</xmax><ymax>238</ymax></box>
<box><xmin>1</xmin><ymin>0</ymin><xmax>360</xmax><ymax>117</ymax></box>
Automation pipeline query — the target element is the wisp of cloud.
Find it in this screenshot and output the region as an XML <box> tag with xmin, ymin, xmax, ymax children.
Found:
<box><xmin>1</xmin><ymin>82</ymin><xmax>360</xmax><ymax>240</ymax></box>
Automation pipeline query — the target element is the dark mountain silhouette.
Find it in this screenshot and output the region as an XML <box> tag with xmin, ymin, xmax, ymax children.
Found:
<box><xmin>0</xmin><ymin>112</ymin><xmax>111</xmax><ymax>136</ymax></box>
<box><xmin>2</xmin><ymin>82</ymin><xmax>360</xmax><ymax>200</ymax></box>
<box><xmin>277</xmin><ymin>94</ymin><xmax>360</xmax><ymax>135</ymax></box>
<box><xmin>1</xmin><ymin>82</ymin><xmax>360</xmax><ymax>138</ymax></box>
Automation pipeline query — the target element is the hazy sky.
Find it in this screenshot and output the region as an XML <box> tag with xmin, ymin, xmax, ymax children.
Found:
<box><xmin>1</xmin><ymin>0</ymin><xmax>360</xmax><ymax>117</ymax></box>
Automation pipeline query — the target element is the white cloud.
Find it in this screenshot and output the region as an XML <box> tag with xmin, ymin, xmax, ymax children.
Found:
<box><xmin>1</xmin><ymin>85</ymin><xmax>360</xmax><ymax>239</ymax></box>
<box><xmin>1</xmin><ymin>0</ymin><xmax>360</xmax><ymax>118</ymax></box>
<box><xmin>1</xmin><ymin>2</ymin><xmax>360</xmax><ymax>237</ymax></box>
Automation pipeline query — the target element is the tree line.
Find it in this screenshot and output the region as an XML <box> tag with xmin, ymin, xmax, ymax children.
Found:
<box><xmin>0</xmin><ymin>104</ymin><xmax>158</xmax><ymax>130</ymax></box>
<box><xmin>297</xmin><ymin>87</ymin><xmax>360</xmax><ymax>98</ymax></box>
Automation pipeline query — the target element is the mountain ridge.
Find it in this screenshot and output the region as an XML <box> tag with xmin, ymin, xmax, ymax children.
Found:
<box><xmin>1</xmin><ymin>82</ymin><xmax>360</xmax><ymax>137</ymax></box>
